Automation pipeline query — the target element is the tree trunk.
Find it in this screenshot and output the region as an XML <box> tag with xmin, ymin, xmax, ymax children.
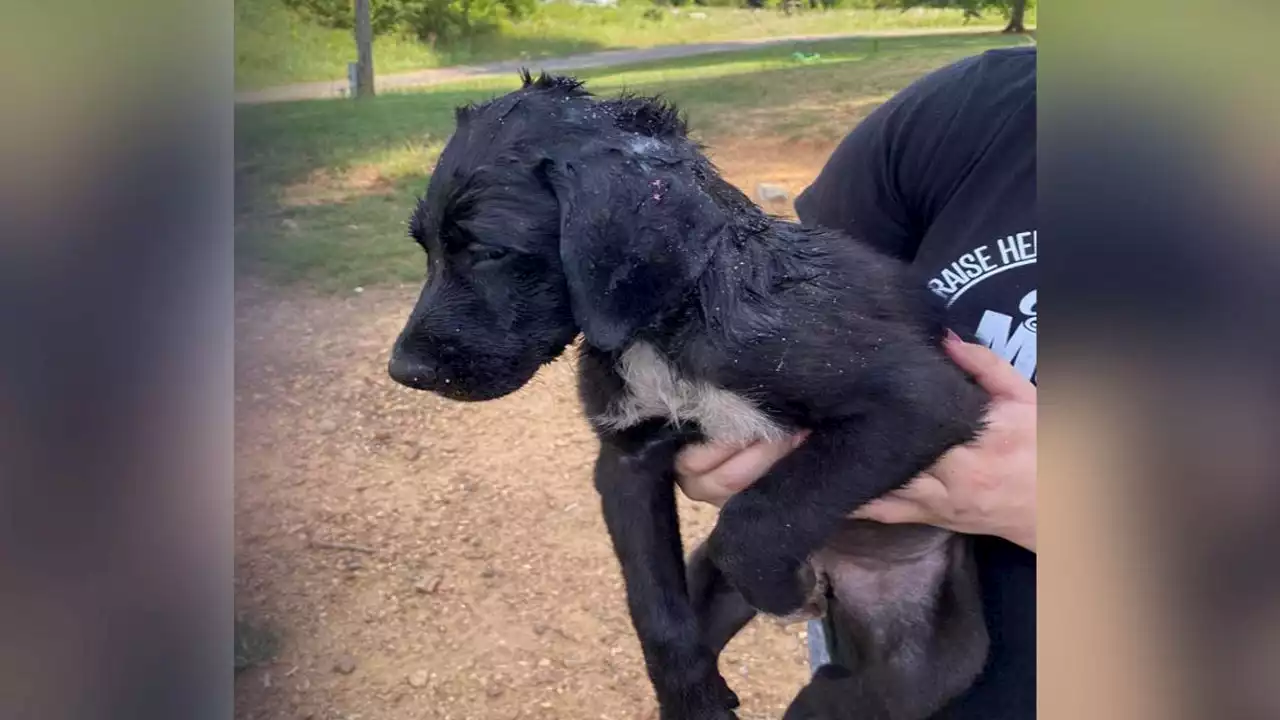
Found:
<box><xmin>1002</xmin><ymin>0</ymin><xmax>1027</xmax><ymax>33</ymax></box>
<box><xmin>354</xmin><ymin>0</ymin><xmax>375</xmax><ymax>98</ymax></box>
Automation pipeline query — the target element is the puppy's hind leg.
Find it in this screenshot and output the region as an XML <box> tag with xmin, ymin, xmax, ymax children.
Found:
<box><xmin>782</xmin><ymin>665</ymin><xmax>883</xmax><ymax>720</ymax></box>
<box><xmin>686</xmin><ymin>541</ymin><xmax>757</xmax><ymax>709</ymax></box>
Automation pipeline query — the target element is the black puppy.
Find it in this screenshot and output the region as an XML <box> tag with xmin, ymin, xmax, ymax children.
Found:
<box><xmin>388</xmin><ymin>72</ymin><xmax>990</xmax><ymax>720</ymax></box>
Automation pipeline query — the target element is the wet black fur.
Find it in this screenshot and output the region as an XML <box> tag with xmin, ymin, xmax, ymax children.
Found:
<box><xmin>389</xmin><ymin>72</ymin><xmax>991</xmax><ymax>719</ymax></box>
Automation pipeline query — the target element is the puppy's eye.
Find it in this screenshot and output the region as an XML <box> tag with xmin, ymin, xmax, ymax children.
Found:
<box><xmin>467</xmin><ymin>243</ymin><xmax>512</xmax><ymax>264</ymax></box>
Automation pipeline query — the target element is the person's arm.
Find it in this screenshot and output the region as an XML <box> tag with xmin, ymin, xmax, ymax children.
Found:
<box><xmin>675</xmin><ymin>334</ymin><xmax>1038</xmax><ymax>552</ymax></box>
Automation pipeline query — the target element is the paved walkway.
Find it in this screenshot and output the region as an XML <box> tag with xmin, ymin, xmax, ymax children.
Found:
<box><xmin>235</xmin><ymin>26</ymin><xmax>1003</xmax><ymax>105</ymax></box>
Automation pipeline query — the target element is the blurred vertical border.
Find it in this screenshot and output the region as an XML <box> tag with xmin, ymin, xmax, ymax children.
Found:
<box><xmin>0</xmin><ymin>1</ymin><xmax>233</xmax><ymax>719</ymax></box>
<box><xmin>1042</xmin><ymin>1</ymin><xmax>1280</xmax><ymax>719</ymax></box>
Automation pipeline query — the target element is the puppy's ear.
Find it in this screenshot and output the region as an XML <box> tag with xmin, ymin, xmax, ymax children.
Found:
<box><xmin>543</xmin><ymin>153</ymin><xmax>725</xmax><ymax>351</ymax></box>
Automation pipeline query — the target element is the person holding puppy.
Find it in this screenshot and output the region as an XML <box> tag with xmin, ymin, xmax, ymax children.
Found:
<box><xmin>677</xmin><ymin>46</ymin><xmax>1037</xmax><ymax>719</ymax></box>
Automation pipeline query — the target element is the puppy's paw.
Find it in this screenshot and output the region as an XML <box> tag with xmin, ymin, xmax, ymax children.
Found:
<box><xmin>659</xmin><ymin>706</ymin><xmax>738</xmax><ymax>720</ymax></box>
<box><xmin>772</xmin><ymin>565</ymin><xmax>827</xmax><ymax>626</ymax></box>
<box><xmin>740</xmin><ymin>565</ymin><xmax>811</xmax><ymax>617</ymax></box>
<box><xmin>657</xmin><ymin>669</ymin><xmax>740</xmax><ymax>720</ymax></box>
<box><xmin>708</xmin><ymin>523</ymin><xmax>811</xmax><ymax>616</ymax></box>
<box><xmin>708</xmin><ymin>670</ymin><xmax>740</xmax><ymax>710</ymax></box>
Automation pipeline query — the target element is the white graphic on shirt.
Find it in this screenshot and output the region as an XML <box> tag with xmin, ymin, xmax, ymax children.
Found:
<box><xmin>975</xmin><ymin>290</ymin><xmax>1036</xmax><ymax>381</ymax></box>
<box><xmin>927</xmin><ymin>230</ymin><xmax>1037</xmax><ymax>382</ymax></box>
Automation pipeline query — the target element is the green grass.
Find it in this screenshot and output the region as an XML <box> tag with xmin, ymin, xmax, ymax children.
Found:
<box><xmin>236</xmin><ymin>0</ymin><xmax>1032</xmax><ymax>90</ymax></box>
<box><xmin>235</xmin><ymin>32</ymin><xmax>1033</xmax><ymax>290</ymax></box>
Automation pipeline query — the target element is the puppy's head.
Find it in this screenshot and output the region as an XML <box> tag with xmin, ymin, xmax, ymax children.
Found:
<box><xmin>389</xmin><ymin>72</ymin><xmax>735</xmax><ymax>401</ymax></box>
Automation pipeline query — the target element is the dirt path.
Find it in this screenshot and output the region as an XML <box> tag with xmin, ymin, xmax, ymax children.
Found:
<box><xmin>234</xmin><ymin>142</ymin><xmax>838</xmax><ymax>720</ymax></box>
<box><xmin>234</xmin><ymin>284</ymin><xmax>817</xmax><ymax>720</ymax></box>
<box><xmin>235</xmin><ymin>26</ymin><xmax>1001</xmax><ymax>105</ymax></box>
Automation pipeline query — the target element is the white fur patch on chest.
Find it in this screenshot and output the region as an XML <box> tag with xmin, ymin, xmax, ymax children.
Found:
<box><xmin>593</xmin><ymin>342</ymin><xmax>786</xmax><ymax>446</ymax></box>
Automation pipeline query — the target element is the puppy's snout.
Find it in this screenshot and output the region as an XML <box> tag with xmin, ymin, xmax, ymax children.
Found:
<box><xmin>388</xmin><ymin>352</ymin><xmax>438</xmax><ymax>390</ymax></box>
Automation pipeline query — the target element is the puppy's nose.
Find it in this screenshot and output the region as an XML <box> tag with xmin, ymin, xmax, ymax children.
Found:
<box><xmin>388</xmin><ymin>353</ymin><xmax>437</xmax><ymax>390</ymax></box>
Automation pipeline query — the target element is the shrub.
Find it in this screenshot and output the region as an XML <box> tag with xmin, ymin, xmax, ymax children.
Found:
<box><xmin>280</xmin><ymin>0</ymin><xmax>537</xmax><ymax>42</ymax></box>
<box><xmin>403</xmin><ymin>0</ymin><xmax>538</xmax><ymax>42</ymax></box>
<box><xmin>281</xmin><ymin>0</ymin><xmax>403</xmax><ymax>33</ymax></box>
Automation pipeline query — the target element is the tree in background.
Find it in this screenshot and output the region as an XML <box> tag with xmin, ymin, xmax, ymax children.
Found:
<box><xmin>1000</xmin><ymin>0</ymin><xmax>1028</xmax><ymax>33</ymax></box>
<box><xmin>283</xmin><ymin>0</ymin><xmax>537</xmax><ymax>44</ymax></box>
<box><xmin>885</xmin><ymin>0</ymin><xmax>1032</xmax><ymax>33</ymax></box>
<box><xmin>282</xmin><ymin>0</ymin><xmax>402</xmax><ymax>33</ymax></box>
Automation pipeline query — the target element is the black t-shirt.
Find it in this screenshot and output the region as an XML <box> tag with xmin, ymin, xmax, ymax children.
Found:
<box><xmin>794</xmin><ymin>47</ymin><xmax>1037</xmax><ymax>718</ymax></box>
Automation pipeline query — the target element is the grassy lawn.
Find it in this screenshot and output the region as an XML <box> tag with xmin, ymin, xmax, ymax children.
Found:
<box><xmin>235</xmin><ymin>32</ymin><xmax>1032</xmax><ymax>291</ymax></box>
<box><xmin>236</xmin><ymin>0</ymin><xmax>1032</xmax><ymax>90</ymax></box>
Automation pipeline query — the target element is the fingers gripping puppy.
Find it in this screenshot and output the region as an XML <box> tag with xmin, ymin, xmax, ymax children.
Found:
<box><xmin>388</xmin><ymin>72</ymin><xmax>990</xmax><ymax>720</ymax></box>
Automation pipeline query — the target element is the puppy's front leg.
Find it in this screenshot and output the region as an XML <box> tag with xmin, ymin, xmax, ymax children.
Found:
<box><xmin>708</xmin><ymin>395</ymin><xmax>982</xmax><ymax>616</ymax></box>
<box><xmin>595</xmin><ymin>427</ymin><xmax>738</xmax><ymax>720</ymax></box>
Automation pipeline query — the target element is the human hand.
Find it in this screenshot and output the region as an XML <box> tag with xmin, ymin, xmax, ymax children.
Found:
<box><xmin>674</xmin><ymin>430</ymin><xmax>809</xmax><ymax>508</ymax></box>
<box><xmin>853</xmin><ymin>332</ymin><xmax>1037</xmax><ymax>551</ymax></box>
